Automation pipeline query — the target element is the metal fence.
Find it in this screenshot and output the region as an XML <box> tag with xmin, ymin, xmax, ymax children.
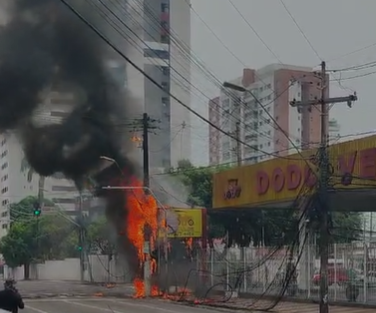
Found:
<box><xmin>187</xmin><ymin>242</ymin><xmax>376</xmax><ymax>304</ymax></box>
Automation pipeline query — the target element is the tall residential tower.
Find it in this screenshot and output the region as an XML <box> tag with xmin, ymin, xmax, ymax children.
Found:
<box><xmin>209</xmin><ymin>64</ymin><xmax>328</xmax><ymax>165</ymax></box>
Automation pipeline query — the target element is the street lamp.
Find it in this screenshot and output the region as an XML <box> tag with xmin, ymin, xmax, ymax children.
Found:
<box><xmin>223</xmin><ymin>81</ymin><xmax>247</xmax><ymax>92</ymax></box>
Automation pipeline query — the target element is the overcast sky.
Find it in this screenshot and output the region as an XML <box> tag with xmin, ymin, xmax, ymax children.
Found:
<box><xmin>189</xmin><ymin>0</ymin><xmax>376</xmax><ymax>165</ymax></box>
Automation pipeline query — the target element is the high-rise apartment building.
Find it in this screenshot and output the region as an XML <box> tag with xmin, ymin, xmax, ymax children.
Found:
<box><xmin>208</xmin><ymin>64</ymin><xmax>329</xmax><ymax>165</ymax></box>
<box><xmin>208</xmin><ymin>97</ymin><xmax>220</xmax><ymax>166</ymax></box>
<box><xmin>328</xmin><ymin>118</ymin><xmax>341</xmax><ymax>143</ymax></box>
<box><xmin>126</xmin><ymin>0</ymin><xmax>191</xmax><ymax>173</ymax></box>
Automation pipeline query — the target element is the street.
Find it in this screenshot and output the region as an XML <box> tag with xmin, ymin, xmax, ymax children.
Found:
<box><xmin>22</xmin><ymin>297</ymin><xmax>376</xmax><ymax>313</ymax></box>
<box><xmin>23</xmin><ymin>298</ymin><xmax>230</xmax><ymax>313</ymax></box>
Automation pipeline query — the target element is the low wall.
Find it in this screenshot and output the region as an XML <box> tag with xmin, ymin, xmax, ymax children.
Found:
<box><xmin>4</xmin><ymin>254</ymin><xmax>131</xmax><ymax>283</ymax></box>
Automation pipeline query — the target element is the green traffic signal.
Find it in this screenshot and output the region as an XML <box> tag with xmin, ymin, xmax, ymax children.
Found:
<box><xmin>77</xmin><ymin>246</ymin><xmax>82</xmax><ymax>251</ymax></box>
<box><xmin>33</xmin><ymin>201</ymin><xmax>41</xmax><ymax>216</ymax></box>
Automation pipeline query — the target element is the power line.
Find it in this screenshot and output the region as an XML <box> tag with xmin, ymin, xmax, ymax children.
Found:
<box><xmin>227</xmin><ymin>0</ymin><xmax>283</xmax><ymax>63</ymax></box>
<box><xmin>63</xmin><ymin>0</ymin><xmax>309</xmax><ymax>161</ymax></box>
<box><xmin>329</xmin><ymin>69</ymin><xmax>376</xmax><ymax>81</ymax></box>
<box><xmin>278</xmin><ymin>0</ymin><xmax>321</xmax><ymax>61</ymax></box>
<box><xmin>328</xmin><ymin>60</ymin><xmax>376</xmax><ymax>72</ymax></box>
<box><xmin>326</xmin><ymin>42</ymin><xmax>376</xmax><ymax>63</ymax></box>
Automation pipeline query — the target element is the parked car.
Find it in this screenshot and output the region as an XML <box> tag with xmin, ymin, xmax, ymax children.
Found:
<box><xmin>312</xmin><ymin>267</ymin><xmax>352</xmax><ymax>286</ymax></box>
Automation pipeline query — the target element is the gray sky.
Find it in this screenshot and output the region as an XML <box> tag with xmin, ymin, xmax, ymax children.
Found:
<box><xmin>189</xmin><ymin>0</ymin><xmax>376</xmax><ymax>165</ymax></box>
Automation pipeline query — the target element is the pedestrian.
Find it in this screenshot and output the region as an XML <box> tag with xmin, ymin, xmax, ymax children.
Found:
<box><xmin>0</xmin><ymin>279</ymin><xmax>24</xmax><ymax>313</ymax></box>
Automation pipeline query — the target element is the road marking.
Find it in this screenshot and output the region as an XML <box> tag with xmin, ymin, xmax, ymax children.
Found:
<box><xmin>26</xmin><ymin>305</ymin><xmax>51</xmax><ymax>313</ymax></box>
<box><xmin>65</xmin><ymin>299</ymin><xmax>179</xmax><ymax>313</ymax></box>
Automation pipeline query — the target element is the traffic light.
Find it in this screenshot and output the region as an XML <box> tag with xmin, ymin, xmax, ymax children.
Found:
<box><xmin>33</xmin><ymin>202</ymin><xmax>41</xmax><ymax>217</ymax></box>
<box><xmin>77</xmin><ymin>246</ymin><xmax>82</xmax><ymax>251</ymax></box>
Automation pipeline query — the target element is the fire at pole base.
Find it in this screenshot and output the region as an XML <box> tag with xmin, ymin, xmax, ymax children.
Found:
<box><xmin>119</xmin><ymin>176</ymin><xmax>208</xmax><ymax>300</ymax></box>
<box><xmin>122</xmin><ymin>176</ymin><xmax>160</xmax><ymax>298</ymax></box>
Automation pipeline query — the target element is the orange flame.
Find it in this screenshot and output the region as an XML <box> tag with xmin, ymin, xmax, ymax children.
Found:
<box><xmin>124</xmin><ymin>176</ymin><xmax>159</xmax><ymax>298</ymax></box>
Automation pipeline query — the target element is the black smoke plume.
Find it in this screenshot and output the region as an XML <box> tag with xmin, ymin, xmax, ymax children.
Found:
<box><xmin>0</xmin><ymin>1</ymin><xmax>139</xmax><ymax>276</ymax></box>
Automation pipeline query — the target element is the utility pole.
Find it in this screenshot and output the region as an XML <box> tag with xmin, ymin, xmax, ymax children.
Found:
<box><xmin>78</xmin><ymin>194</ymin><xmax>84</xmax><ymax>281</ymax></box>
<box><xmin>141</xmin><ymin>112</ymin><xmax>153</xmax><ymax>297</ymax></box>
<box><xmin>235</xmin><ymin>121</ymin><xmax>242</xmax><ymax>166</ymax></box>
<box><xmin>290</xmin><ymin>61</ymin><xmax>357</xmax><ymax>313</ymax></box>
<box><xmin>142</xmin><ymin>112</ymin><xmax>150</xmax><ymax>193</ymax></box>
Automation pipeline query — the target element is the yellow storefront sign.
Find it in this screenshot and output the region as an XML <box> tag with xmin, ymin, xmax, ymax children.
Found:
<box><xmin>213</xmin><ymin>135</ymin><xmax>376</xmax><ymax>209</ymax></box>
<box><xmin>159</xmin><ymin>208</ymin><xmax>203</xmax><ymax>238</ymax></box>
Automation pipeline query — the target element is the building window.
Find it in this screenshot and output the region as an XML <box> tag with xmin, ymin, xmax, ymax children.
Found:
<box><xmin>1</xmin><ymin>139</ymin><xmax>6</xmax><ymax>146</ymax></box>
<box><xmin>267</xmin><ymin>130</ymin><xmax>271</xmax><ymax>135</ymax></box>
<box><xmin>1</xmin><ymin>162</ymin><xmax>8</xmax><ymax>170</ymax></box>
<box><xmin>50</xmin><ymin>111</ymin><xmax>69</xmax><ymax>117</ymax></box>
<box><xmin>160</xmin><ymin>35</ymin><xmax>170</xmax><ymax>44</ymax></box>
<box><xmin>2</xmin><ymin>224</ymin><xmax>7</xmax><ymax>229</ymax></box>
<box><xmin>1</xmin><ymin>200</ymin><xmax>8</xmax><ymax>207</ymax></box>
<box><xmin>161</xmin><ymin>82</ymin><xmax>168</xmax><ymax>90</ymax></box>
<box><xmin>161</xmin><ymin>66</ymin><xmax>170</xmax><ymax>76</ymax></box>
<box><xmin>51</xmin><ymin>185</ymin><xmax>77</xmax><ymax>192</ymax></box>
<box><xmin>1</xmin><ymin>210</ymin><xmax>7</xmax><ymax>217</ymax></box>
<box><xmin>143</xmin><ymin>48</ymin><xmax>169</xmax><ymax>59</ymax></box>
<box><xmin>161</xmin><ymin>3</ymin><xmax>169</xmax><ymax>12</ymax></box>
<box><xmin>161</xmin><ymin>21</ymin><xmax>169</xmax><ymax>31</ymax></box>
<box><xmin>53</xmin><ymin>198</ymin><xmax>76</xmax><ymax>204</ymax></box>
<box><xmin>162</xmin><ymin>97</ymin><xmax>169</xmax><ymax>106</ymax></box>
<box><xmin>1</xmin><ymin>150</ymin><xmax>7</xmax><ymax>158</ymax></box>
<box><xmin>268</xmin><ymin>142</ymin><xmax>271</xmax><ymax>146</ymax></box>
<box><xmin>1</xmin><ymin>187</ymin><xmax>8</xmax><ymax>194</ymax></box>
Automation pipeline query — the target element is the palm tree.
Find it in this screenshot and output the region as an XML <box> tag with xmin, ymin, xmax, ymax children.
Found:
<box><xmin>20</xmin><ymin>157</ymin><xmax>45</xmax><ymax>206</ymax></box>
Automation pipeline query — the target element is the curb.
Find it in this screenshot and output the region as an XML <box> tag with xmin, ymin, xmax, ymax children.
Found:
<box><xmin>22</xmin><ymin>293</ymin><xmax>133</xmax><ymax>299</ymax></box>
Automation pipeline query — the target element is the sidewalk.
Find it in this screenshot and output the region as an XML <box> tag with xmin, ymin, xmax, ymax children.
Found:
<box><xmin>203</xmin><ymin>298</ymin><xmax>376</xmax><ymax>313</ymax></box>
<box><xmin>15</xmin><ymin>280</ymin><xmax>134</xmax><ymax>298</ymax></box>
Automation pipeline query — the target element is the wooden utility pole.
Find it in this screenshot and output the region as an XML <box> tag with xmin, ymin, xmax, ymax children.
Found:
<box><xmin>142</xmin><ymin>113</ymin><xmax>150</xmax><ymax>193</ymax></box>
<box><xmin>235</xmin><ymin>121</ymin><xmax>242</xmax><ymax>166</ymax></box>
<box><xmin>290</xmin><ymin>61</ymin><xmax>357</xmax><ymax>313</ymax></box>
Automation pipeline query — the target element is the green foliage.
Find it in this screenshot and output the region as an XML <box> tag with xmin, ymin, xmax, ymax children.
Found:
<box><xmin>0</xmin><ymin>221</ymin><xmax>36</xmax><ymax>268</ymax></box>
<box><xmin>86</xmin><ymin>216</ymin><xmax>115</xmax><ymax>255</ymax></box>
<box><xmin>170</xmin><ymin>159</ymin><xmax>228</xmax><ymax>208</ymax></box>
<box><xmin>0</xmin><ymin>197</ymin><xmax>79</xmax><ymax>268</ymax></box>
<box><xmin>9</xmin><ymin>196</ymin><xmax>54</xmax><ymax>222</ymax></box>
<box><xmin>173</xmin><ymin>160</ymin><xmax>364</xmax><ymax>246</ymax></box>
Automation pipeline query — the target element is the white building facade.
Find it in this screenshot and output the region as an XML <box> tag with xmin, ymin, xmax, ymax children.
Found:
<box><xmin>126</xmin><ymin>0</ymin><xmax>191</xmax><ymax>172</ymax></box>
<box><xmin>213</xmin><ymin>64</ymin><xmax>326</xmax><ymax>166</ymax></box>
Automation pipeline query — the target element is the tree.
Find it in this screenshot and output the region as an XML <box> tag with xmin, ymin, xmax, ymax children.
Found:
<box><xmin>0</xmin><ymin>221</ymin><xmax>38</xmax><ymax>279</ymax></box>
<box><xmin>1</xmin><ymin>197</ymin><xmax>80</xmax><ymax>278</ymax></box>
<box><xmin>170</xmin><ymin>159</ymin><xmax>226</xmax><ymax>208</ymax></box>
<box><xmin>174</xmin><ymin>160</ymin><xmax>363</xmax><ymax>246</ymax></box>
<box><xmin>37</xmin><ymin>214</ymin><xmax>79</xmax><ymax>260</ymax></box>
<box><xmin>86</xmin><ymin>216</ymin><xmax>115</xmax><ymax>256</ymax></box>
<box><xmin>9</xmin><ymin>196</ymin><xmax>54</xmax><ymax>222</ymax></box>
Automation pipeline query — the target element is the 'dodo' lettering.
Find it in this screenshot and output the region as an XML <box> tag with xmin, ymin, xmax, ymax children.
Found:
<box><xmin>256</xmin><ymin>165</ymin><xmax>316</xmax><ymax>195</ymax></box>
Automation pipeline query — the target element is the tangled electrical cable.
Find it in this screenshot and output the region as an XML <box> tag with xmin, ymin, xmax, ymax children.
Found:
<box><xmin>154</xmin><ymin>182</ymin><xmax>319</xmax><ymax>311</ymax></box>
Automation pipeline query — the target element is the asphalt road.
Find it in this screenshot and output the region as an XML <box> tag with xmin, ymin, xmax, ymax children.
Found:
<box><xmin>22</xmin><ymin>297</ymin><xmax>376</xmax><ymax>313</ymax></box>
<box><xmin>23</xmin><ymin>298</ymin><xmax>230</xmax><ymax>313</ymax></box>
